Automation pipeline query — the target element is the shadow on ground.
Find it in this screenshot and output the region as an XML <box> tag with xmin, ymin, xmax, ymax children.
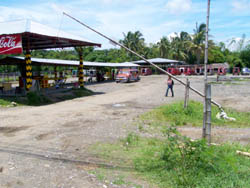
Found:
<box><xmin>0</xmin><ymin>87</ymin><xmax>105</xmax><ymax>107</ymax></box>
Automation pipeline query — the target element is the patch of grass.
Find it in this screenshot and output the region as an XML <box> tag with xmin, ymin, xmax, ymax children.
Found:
<box><xmin>0</xmin><ymin>97</ymin><xmax>24</xmax><ymax>107</ymax></box>
<box><xmin>112</xmin><ymin>175</ymin><xmax>126</xmax><ymax>185</ymax></box>
<box><xmin>72</xmin><ymin>87</ymin><xmax>94</xmax><ymax>97</ymax></box>
<box><xmin>0</xmin><ymin>93</ymin><xmax>51</xmax><ymax>107</ymax></box>
<box><xmin>91</xmin><ymin>130</ymin><xmax>250</xmax><ymax>188</ymax></box>
<box><xmin>0</xmin><ymin>98</ymin><xmax>12</xmax><ymax>106</ymax></box>
<box><xmin>89</xmin><ymin>167</ymin><xmax>144</xmax><ymax>188</ymax></box>
<box><xmin>27</xmin><ymin>91</ymin><xmax>51</xmax><ymax>106</ymax></box>
<box><xmin>57</xmin><ymin>87</ymin><xmax>94</xmax><ymax>101</ymax></box>
<box><xmin>233</xmin><ymin>78</ymin><xmax>250</xmax><ymax>82</ymax></box>
<box><xmin>140</xmin><ymin>100</ymin><xmax>250</xmax><ymax>128</ymax></box>
<box><xmin>209</xmin><ymin>81</ymin><xmax>222</xmax><ymax>85</ymax></box>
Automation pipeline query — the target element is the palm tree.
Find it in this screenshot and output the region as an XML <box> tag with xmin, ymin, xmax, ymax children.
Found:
<box><xmin>193</xmin><ymin>22</ymin><xmax>206</xmax><ymax>44</ymax></box>
<box><xmin>164</xmin><ymin>31</ymin><xmax>191</xmax><ymax>61</ymax></box>
<box><xmin>157</xmin><ymin>37</ymin><xmax>171</xmax><ymax>58</ymax></box>
<box><xmin>170</xmin><ymin>35</ymin><xmax>188</xmax><ymax>61</ymax></box>
<box><xmin>180</xmin><ymin>31</ymin><xmax>192</xmax><ymax>42</ymax></box>
<box><xmin>186</xmin><ymin>23</ymin><xmax>207</xmax><ymax>64</ymax></box>
<box><xmin>119</xmin><ymin>31</ymin><xmax>145</xmax><ymax>60</ymax></box>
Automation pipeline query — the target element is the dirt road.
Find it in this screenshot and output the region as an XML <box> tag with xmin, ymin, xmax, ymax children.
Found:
<box><xmin>0</xmin><ymin>75</ymin><xmax>250</xmax><ymax>187</ymax></box>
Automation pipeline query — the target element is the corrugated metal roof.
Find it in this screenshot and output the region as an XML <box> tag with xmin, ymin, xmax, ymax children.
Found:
<box><xmin>0</xmin><ymin>19</ymin><xmax>92</xmax><ymax>43</ymax></box>
<box><xmin>7</xmin><ymin>56</ymin><xmax>139</xmax><ymax>68</ymax></box>
<box><xmin>132</xmin><ymin>58</ymin><xmax>181</xmax><ymax>64</ymax></box>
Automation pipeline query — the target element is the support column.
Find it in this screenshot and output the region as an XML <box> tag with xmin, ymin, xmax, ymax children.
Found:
<box><xmin>54</xmin><ymin>66</ymin><xmax>57</xmax><ymax>81</ymax></box>
<box><xmin>25</xmin><ymin>52</ymin><xmax>32</xmax><ymax>90</ymax></box>
<box><xmin>78</xmin><ymin>54</ymin><xmax>84</xmax><ymax>88</ymax></box>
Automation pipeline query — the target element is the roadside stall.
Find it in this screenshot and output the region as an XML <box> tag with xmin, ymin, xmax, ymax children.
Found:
<box><xmin>0</xmin><ymin>56</ymin><xmax>140</xmax><ymax>95</ymax></box>
<box><xmin>0</xmin><ymin>19</ymin><xmax>101</xmax><ymax>95</ymax></box>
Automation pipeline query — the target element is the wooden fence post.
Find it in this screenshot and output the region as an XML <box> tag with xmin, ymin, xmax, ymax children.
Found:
<box><xmin>184</xmin><ymin>78</ymin><xmax>190</xmax><ymax>108</ymax></box>
<box><xmin>205</xmin><ymin>84</ymin><xmax>212</xmax><ymax>143</ymax></box>
<box><xmin>202</xmin><ymin>83</ymin><xmax>212</xmax><ymax>143</ymax></box>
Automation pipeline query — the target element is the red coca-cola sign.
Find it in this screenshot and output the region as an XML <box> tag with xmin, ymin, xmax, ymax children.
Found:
<box><xmin>0</xmin><ymin>34</ymin><xmax>23</xmax><ymax>54</ymax></box>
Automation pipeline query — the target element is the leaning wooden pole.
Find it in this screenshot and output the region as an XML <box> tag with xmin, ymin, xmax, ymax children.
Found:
<box><xmin>63</xmin><ymin>12</ymin><xmax>223</xmax><ymax>111</ymax></box>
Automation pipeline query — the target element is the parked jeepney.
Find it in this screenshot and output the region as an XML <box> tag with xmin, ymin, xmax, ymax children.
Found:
<box><xmin>116</xmin><ymin>69</ymin><xmax>140</xmax><ymax>83</ymax></box>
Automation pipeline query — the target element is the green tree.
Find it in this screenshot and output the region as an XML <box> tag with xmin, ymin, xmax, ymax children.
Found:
<box><xmin>240</xmin><ymin>48</ymin><xmax>250</xmax><ymax>67</ymax></box>
<box><xmin>157</xmin><ymin>37</ymin><xmax>171</xmax><ymax>58</ymax></box>
<box><xmin>186</xmin><ymin>23</ymin><xmax>206</xmax><ymax>64</ymax></box>
<box><xmin>119</xmin><ymin>31</ymin><xmax>145</xmax><ymax>61</ymax></box>
<box><xmin>208</xmin><ymin>46</ymin><xmax>225</xmax><ymax>63</ymax></box>
<box><xmin>170</xmin><ymin>31</ymin><xmax>191</xmax><ymax>61</ymax></box>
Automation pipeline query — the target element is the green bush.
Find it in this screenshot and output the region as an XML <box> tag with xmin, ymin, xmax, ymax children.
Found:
<box><xmin>72</xmin><ymin>87</ymin><xmax>93</xmax><ymax>97</ymax></box>
<box><xmin>27</xmin><ymin>91</ymin><xmax>51</xmax><ymax>105</ymax></box>
<box><xmin>123</xmin><ymin>132</ymin><xmax>140</xmax><ymax>146</ymax></box>
<box><xmin>133</xmin><ymin>126</ymin><xmax>250</xmax><ymax>187</ymax></box>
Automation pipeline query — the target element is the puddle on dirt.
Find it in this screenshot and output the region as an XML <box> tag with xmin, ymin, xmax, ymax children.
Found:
<box><xmin>62</xmin><ymin>119</ymin><xmax>95</xmax><ymax>128</ymax></box>
<box><xmin>112</xmin><ymin>111</ymin><xmax>127</xmax><ymax>116</ymax></box>
<box><xmin>35</xmin><ymin>132</ymin><xmax>53</xmax><ymax>141</ymax></box>
<box><xmin>112</xmin><ymin>104</ymin><xmax>126</xmax><ymax>108</ymax></box>
<box><xmin>0</xmin><ymin>126</ymin><xmax>29</xmax><ymax>137</ymax></box>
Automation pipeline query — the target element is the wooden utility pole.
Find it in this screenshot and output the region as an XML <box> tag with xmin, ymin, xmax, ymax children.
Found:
<box><xmin>184</xmin><ymin>78</ymin><xmax>190</xmax><ymax>108</ymax></box>
<box><xmin>203</xmin><ymin>0</ymin><xmax>211</xmax><ymax>142</ymax></box>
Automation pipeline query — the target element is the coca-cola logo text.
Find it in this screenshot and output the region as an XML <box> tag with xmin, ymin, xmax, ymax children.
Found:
<box><xmin>0</xmin><ymin>36</ymin><xmax>17</xmax><ymax>48</ymax></box>
<box><xmin>0</xmin><ymin>34</ymin><xmax>22</xmax><ymax>54</ymax></box>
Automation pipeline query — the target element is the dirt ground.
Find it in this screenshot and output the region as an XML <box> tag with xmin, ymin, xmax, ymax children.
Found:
<box><xmin>0</xmin><ymin>75</ymin><xmax>250</xmax><ymax>188</ymax></box>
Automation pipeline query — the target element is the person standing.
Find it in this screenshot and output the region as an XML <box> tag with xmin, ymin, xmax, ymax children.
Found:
<box><xmin>165</xmin><ymin>76</ymin><xmax>174</xmax><ymax>97</ymax></box>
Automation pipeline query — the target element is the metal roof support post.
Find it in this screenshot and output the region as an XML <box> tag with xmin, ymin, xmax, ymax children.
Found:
<box><xmin>54</xmin><ymin>66</ymin><xmax>57</xmax><ymax>81</ymax></box>
<box><xmin>79</xmin><ymin>54</ymin><xmax>84</xmax><ymax>88</ymax></box>
<box><xmin>25</xmin><ymin>51</ymin><xmax>32</xmax><ymax>91</ymax></box>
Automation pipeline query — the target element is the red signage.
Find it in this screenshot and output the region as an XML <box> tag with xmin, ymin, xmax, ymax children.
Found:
<box><xmin>0</xmin><ymin>34</ymin><xmax>23</xmax><ymax>55</ymax></box>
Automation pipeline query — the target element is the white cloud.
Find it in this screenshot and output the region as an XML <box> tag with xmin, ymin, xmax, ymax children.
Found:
<box><xmin>0</xmin><ymin>0</ymin><xmax>249</xmax><ymax>49</ymax></box>
<box><xmin>165</xmin><ymin>0</ymin><xmax>192</xmax><ymax>15</ymax></box>
<box><xmin>231</xmin><ymin>0</ymin><xmax>250</xmax><ymax>12</ymax></box>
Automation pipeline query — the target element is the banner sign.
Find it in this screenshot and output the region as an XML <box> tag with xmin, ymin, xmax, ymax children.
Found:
<box><xmin>0</xmin><ymin>34</ymin><xmax>23</xmax><ymax>54</ymax></box>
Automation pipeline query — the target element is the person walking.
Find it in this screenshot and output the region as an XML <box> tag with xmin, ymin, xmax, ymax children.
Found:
<box><xmin>165</xmin><ymin>76</ymin><xmax>174</xmax><ymax>97</ymax></box>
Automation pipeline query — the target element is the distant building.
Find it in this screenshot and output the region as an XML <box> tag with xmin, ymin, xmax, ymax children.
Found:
<box><xmin>131</xmin><ymin>58</ymin><xmax>185</xmax><ymax>74</ymax></box>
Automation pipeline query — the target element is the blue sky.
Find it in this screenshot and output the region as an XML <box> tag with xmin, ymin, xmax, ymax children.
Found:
<box><xmin>1</xmin><ymin>0</ymin><xmax>250</xmax><ymax>49</ymax></box>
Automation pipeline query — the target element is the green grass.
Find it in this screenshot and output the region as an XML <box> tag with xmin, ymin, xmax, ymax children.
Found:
<box><xmin>73</xmin><ymin>87</ymin><xmax>94</xmax><ymax>97</ymax></box>
<box><xmin>140</xmin><ymin>100</ymin><xmax>250</xmax><ymax>128</ymax></box>
<box><xmin>233</xmin><ymin>78</ymin><xmax>250</xmax><ymax>82</ymax></box>
<box><xmin>91</xmin><ymin>131</ymin><xmax>250</xmax><ymax>188</ymax></box>
<box><xmin>0</xmin><ymin>77</ymin><xmax>18</xmax><ymax>82</ymax></box>
<box><xmin>0</xmin><ymin>94</ymin><xmax>50</xmax><ymax>107</ymax></box>
<box><xmin>57</xmin><ymin>87</ymin><xmax>94</xmax><ymax>100</ymax></box>
<box><xmin>88</xmin><ymin>165</ymin><xmax>143</xmax><ymax>188</ymax></box>
<box><xmin>209</xmin><ymin>81</ymin><xmax>243</xmax><ymax>85</ymax></box>
<box><xmin>0</xmin><ymin>97</ymin><xmax>24</xmax><ymax>107</ymax></box>
<box><xmin>26</xmin><ymin>91</ymin><xmax>52</xmax><ymax>106</ymax></box>
<box><xmin>90</xmin><ymin>101</ymin><xmax>250</xmax><ymax>187</ymax></box>
<box><xmin>0</xmin><ymin>98</ymin><xmax>14</xmax><ymax>106</ymax></box>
